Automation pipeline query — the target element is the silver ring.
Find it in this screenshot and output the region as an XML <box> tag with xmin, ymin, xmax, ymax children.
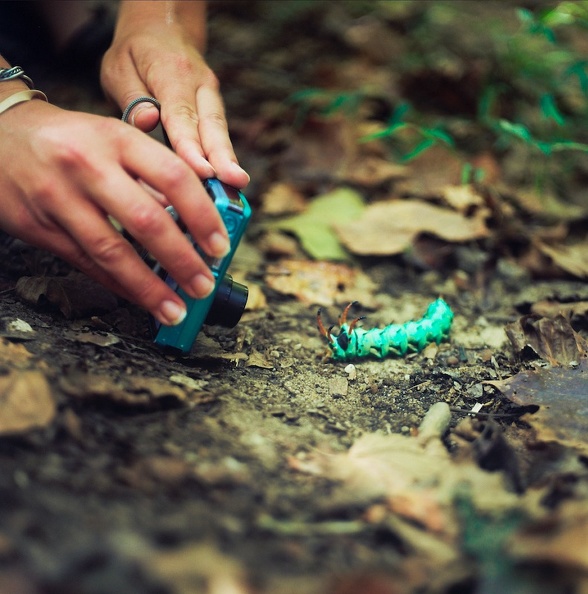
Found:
<box><xmin>121</xmin><ymin>96</ymin><xmax>160</xmax><ymax>123</ymax></box>
<box><xmin>0</xmin><ymin>66</ymin><xmax>35</xmax><ymax>89</ymax></box>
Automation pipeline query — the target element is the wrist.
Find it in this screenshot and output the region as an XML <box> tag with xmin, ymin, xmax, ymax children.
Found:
<box><xmin>116</xmin><ymin>1</ymin><xmax>207</xmax><ymax>51</ymax></box>
<box><xmin>0</xmin><ymin>90</ymin><xmax>49</xmax><ymax>117</ymax></box>
<box><xmin>0</xmin><ymin>80</ymin><xmax>31</xmax><ymax>102</ymax></box>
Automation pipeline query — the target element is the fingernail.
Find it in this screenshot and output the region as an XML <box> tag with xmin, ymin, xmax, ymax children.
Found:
<box><xmin>198</xmin><ymin>157</ymin><xmax>216</xmax><ymax>178</ymax></box>
<box><xmin>131</xmin><ymin>103</ymin><xmax>157</xmax><ymax>127</ymax></box>
<box><xmin>208</xmin><ymin>231</ymin><xmax>230</xmax><ymax>258</ymax></box>
<box><xmin>231</xmin><ymin>162</ymin><xmax>250</xmax><ymax>183</ymax></box>
<box><xmin>190</xmin><ymin>273</ymin><xmax>215</xmax><ymax>298</ymax></box>
<box><xmin>158</xmin><ymin>300</ymin><xmax>187</xmax><ymax>326</ymax></box>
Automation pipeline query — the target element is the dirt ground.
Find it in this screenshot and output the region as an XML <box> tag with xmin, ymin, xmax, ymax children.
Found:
<box><xmin>2</xmin><ymin>2</ymin><xmax>588</xmax><ymax>594</ymax></box>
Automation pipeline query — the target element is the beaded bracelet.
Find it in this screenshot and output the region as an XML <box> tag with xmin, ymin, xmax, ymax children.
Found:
<box><xmin>0</xmin><ymin>89</ymin><xmax>48</xmax><ymax>116</ymax></box>
<box><xmin>0</xmin><ymin>66</ymin><xmax>35</xmax><ymax>89</ymax></box>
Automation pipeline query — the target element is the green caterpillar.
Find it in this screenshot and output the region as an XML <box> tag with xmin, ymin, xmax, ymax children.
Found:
<box><xmin>317</xmin><ymin>298</ymin><xmax>454</xmax><ymax>361</ymax></box>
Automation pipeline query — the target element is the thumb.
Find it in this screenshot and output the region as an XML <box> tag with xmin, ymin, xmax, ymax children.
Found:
<box><xmin>121</xmin><ymin>95</ymin><xmax>161</xmax><ymax>132</ymax></box>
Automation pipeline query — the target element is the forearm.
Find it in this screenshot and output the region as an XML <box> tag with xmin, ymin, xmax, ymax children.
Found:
<box><xmin>116</xmin><ymin>1</ymin><xmax>207</xmax><ymax>52</ymax></box>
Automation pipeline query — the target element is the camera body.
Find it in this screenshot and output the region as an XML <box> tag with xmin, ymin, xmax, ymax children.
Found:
<box><xmin>148</xmin><ymin>178</ymin><xmax>252</xmax><ymax>353</ymax></box>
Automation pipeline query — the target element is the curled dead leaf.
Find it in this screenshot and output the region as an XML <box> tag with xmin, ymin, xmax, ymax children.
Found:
<box><xmin>441</xmin><ymin>184</ymin><xmax>485</xmax><ymax>214</ymax></box>
<box><xmin>485</xmin><ymin>358</ymin><xmax>588</xmax><ymax>455</ymax></box>
<box><xmin>335</xmin><ymin>199</ymin><xmax>489</xmax><ymax>256</ymax></box>
<box><xmin>16</xmin><ymin>273</ymin><xmax>118</xmax><ymax>319</ymax></box>
<box><xmin>59</xmin><ymin>372</ymin><xmax>214</xmax><ymax>408</ymax></box>
<box><xmin>508</xmin><ymin>501</ymin><xmax>588</xmax><ymax>572</ymax></box>
<box><xmin>265</xmin><ymin>260</ymin><xmax>376</xmax><ymax>307</ymax></box>
<box><xmin>505</xmin><ymin>314</ymin><xmax>587</xmax><ymax>366</ymax></box>
<box><xmin>245</xmin><ymin>349</ymin><xmax>274</xmax><ymax>369</ymax></box>
<box><xmin>260</xmin><ymin>182</ymin><xmax>307</xmax><ymax>215</ymax></box>
<box><xmin>0</xmin><ymin>337</ymin><xmax>34</xmax><ymax>368</ymax></box>
<box><xmin>63</xmin><ymin>330</ymin><xmax>121</xmax><ymax>347</ymax></box>
<box><xmin>0</xmin><ymin>370</ymin><xmax>55</xmax><ymax>435</ymax></box>
<box><xmin>534</xmin><ymin>241</ymin><xmax>588</xmax><ymax>280</ymax></box>
<box><xmin>341</xmin><ymin>156</ymin><xmax>408</xmax><ymax>187</ymax></box>
<box><xmin>530</xmin><ymin>300</ymin><xmax>588</xmax><ymax>322</ymax></box>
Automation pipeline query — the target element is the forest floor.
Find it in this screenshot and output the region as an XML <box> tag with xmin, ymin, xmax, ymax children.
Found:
<box><xmin>2</xmin><ymin>2</ymin><xmax>588</xmax><ymax>593</ymax></box>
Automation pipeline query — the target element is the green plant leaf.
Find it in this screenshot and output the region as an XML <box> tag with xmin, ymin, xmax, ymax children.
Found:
<box><xmin>422</xmin><ymin>127</ymin><xmax>455</xmax><ymax>146</ymax></box>
<box><xmin>495</xmin><ymin>120</ymin><xmax>533</xmax><ymax>143</ymax></box>
<box><xmin>540</xmin><ymin>93</ymin><xmax>566</xmax><ymax>125</ymax></box>
<box><xmin>564</xmin><ymin>59</ymin><xmax>588</xmax><ymax>95</ymax></box>
<box><xmin>359</xmin><ymin>122</ymin><xmax>407</xmax><ymax>142</ymax></box>
<box><xmin>402</xmin><ymin>138</ymin><xmax>436</xmax><ymax>162</ymax></box>
<box><xmin>266</xmin><ymin>188</ymin><xmax>366</xmax><ymax>260</ymax></box>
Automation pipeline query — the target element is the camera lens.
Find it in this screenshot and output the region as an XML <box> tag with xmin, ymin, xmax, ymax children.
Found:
<box><xmin>205</xmin><ymin>274</ymin><xmax>248</xmax><ymax>328</ymax></box>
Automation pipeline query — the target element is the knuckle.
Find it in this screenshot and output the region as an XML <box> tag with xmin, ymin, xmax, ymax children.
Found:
<box><xmin>131</xmin><ymin>274</ymin><xmax>163</xmax><ymax>306</ymax></box>
<box><xmin>171</xmin><ymin>54</ymin><xmax>198</xmax><ymax>79</ymax></box>
<box><xmin>69</xmin><ymin>249</ymin><xmax>98</xmax><ymax>275</ymax></box>
<box><xmin>89</xmin><ymin>234</ymin><xmax>129</xmax><ymax>266</ymax></box>
<box><xmin>52</xmin><ymin>140</ymin><xmax>89</xmax><ymax>171</ymax></box>
<box><xmin>168</xmin><ymin>250</ymin><xmax>199</xmax><ymax>281</ymax></box>
<box><xmin>31</xmin><ymin>176</ymin><xmax>62</xmax><ymax>205</ymax></box>
<box><xmin>173</xmin><ymin>103</ymin><xmax>199</xmax><ymax>125</ymax></box>
<box><xmin>204</xmin><ymin>109</ymin><xmax>228</xmax><ymax>130</ymax></box>
<box><xmin>128</xmin><ymin>204</ymin><xmax>166</xmax><ymax>237</ymax></box>
<box><xmin>161</xmin><ymin>157</ymin><xmax>192</xmax><ymax>190</ymax></box>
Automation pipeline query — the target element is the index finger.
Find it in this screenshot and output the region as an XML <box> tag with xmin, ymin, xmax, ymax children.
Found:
<box><xmin>157</xmin><ymin>71</ymin><xmax>249</xmax><ymax>189</ymax></box>
<box><xmin>117</xmin><ymin>124</ymin><xmax>230</xmax><ymax>260</ymax></box>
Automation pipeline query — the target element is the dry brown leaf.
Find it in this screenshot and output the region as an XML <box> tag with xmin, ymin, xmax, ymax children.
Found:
<box><xmin>63</xmin><ymin>330</ymin><xmax>121</xmax><ymax>347</ymax></box>
<box><xmin>486</xmin><ymin>358</ymin><xmax>588</xmax><ymax>455</ymax></box>
<box><xmin>260</xmin><ymin>182</ymin><xmax>307</xmax><ymax>216</ymax></box>
<box><xmin>245</xmin><ymin>349</ymin><xmax>274</xmax><ymax>369</ymax></box>
<box><xmin>278</xmin><ymin>115</ymin><xmax>357</xmax><ymax>185</ymax></box>
<box><xmin>441</xmin><ymin>184</ymin><xmax>485</xmax><ymax>214</ymax></box>
<box><xmin>147</xmin><ymin>543</ymin><xmax>252</xmax><ymax>594</ymax></box>
<box><xmin>505</xmin><ymin>314</ymin><xmax>587</xmax><ymax>366</ymax></box>
<box><xmin>395</xmin><ymin>146</ymin><xmax>464</xmax><ymax>196</ymax></box>
<box><xmin>508</xmin><ymin>187</ymin><xmax>588</xmax><ymax>221</ymax></box>
<box><xmin>244</xmin><ymin>284</ymin><xmax>267</xmax><ymax>311</ymax></box>
<box><xmin>0</xmin><ymin>337</ymin><xmax>34</xmax><ymax>368</ymax></box>
<box><xmin>264</xmin><ymin>260</ymin><xmax>376</xmax><ymax>307</ymax></box>
<box><xmin>16</xmin><ymin>273</ymin><xmax>118</xmax><ymax>319</ymax></box>
<box><xmin>292</xmin><ymin>404</ymin><xmax>519</xmax><ymax>518</ymax></box>
<box><xmin>257</xmin><ymin>230</ymin><xmax>301</xmax><ymax>258</ymax></box>
<box><xmin>190</xmin><ymin>334</ymin><xmax>249</xmax><ymax>363</ymax></box>
<box><xmin>298</xmin><ymin>431</ymin><xmax>451</xmax><ymax>501</ymax></box>
<box><xmin>341</xmin><ymin>156</ymin><xmax>408</xmax><ymax>187</ymax></box>
<box><xmin>534</xmin><ymin>241</ymin><xmax>588</xmax><ymax>279</ymax></box>
<box><xmin>118</xmin><ymin>455</ymin><xmax>194</xmax><ymax>490</ymax></box>
<box><xmin>335</xmin><ymin>200</ymin><xmax>489</xmax><ymax>256</ymax></box>
<box><xmin>0</xmin><ymin>370</ymin><xmax>56</xmax><ymax>435</ymax></box>
<box><xmin>59</xmin><ymin>372</ymin><xmax>213</xmax><ymax>408</ymax></box>
<box><xmin>508</xmin><ymin>501</ymin><xmax>588</xmax><ymax>572</ymax></box>
<box><xmin>530</xmin><ymin>300</ymin><xmax>588</xmax><ymax>329</ymax></box>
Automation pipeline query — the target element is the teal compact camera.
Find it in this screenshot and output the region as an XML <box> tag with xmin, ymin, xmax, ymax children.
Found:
<box><xmin>122</xmin><ymin>97</ymin><xmax>252</xmax><ymax>353</ymax></box>
<box><xmin>149</xmin><ymin>178</ymin><xmax>252</xmax><ymax>353</ymax></box>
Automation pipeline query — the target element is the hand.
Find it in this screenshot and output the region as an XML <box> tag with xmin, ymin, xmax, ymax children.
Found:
<box><xmin>100</xmin><ymin>1</ymin><xmax>249</xmax><ymax>189</ymax></box>
<box><xmin>0</xmin><ymin>99</ymin><xmax>231</xmax><ymax>326</ymax></box>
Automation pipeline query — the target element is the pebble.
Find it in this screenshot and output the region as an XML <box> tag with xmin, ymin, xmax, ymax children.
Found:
<box><xmin>344</xmin><ymin>363</ymin><xmax>357</xmax><ymax>380</ymax></box>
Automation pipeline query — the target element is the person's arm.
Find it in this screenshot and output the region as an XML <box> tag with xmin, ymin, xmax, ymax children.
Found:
<box><xmin>101</xmin><ymin>0</ymin><xmax>249</xmax><ymax>188</ymax></box>
<box><xmin>0</xmin><ymin>55</ymin><xmax>230</xmax><ymax>326</ymax></box>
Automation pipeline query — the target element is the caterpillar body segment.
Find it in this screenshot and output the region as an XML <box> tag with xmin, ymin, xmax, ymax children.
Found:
<box><xmin>317</xmin><ymin>298</ymin><xmax>454</xmax><ymax>361</ymax></box>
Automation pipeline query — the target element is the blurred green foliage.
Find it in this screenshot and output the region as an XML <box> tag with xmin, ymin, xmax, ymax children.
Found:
<box><xmin>286</xmin><ymin>1</ymin><xmax>588</xmax><ymax>192</ymax></box>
